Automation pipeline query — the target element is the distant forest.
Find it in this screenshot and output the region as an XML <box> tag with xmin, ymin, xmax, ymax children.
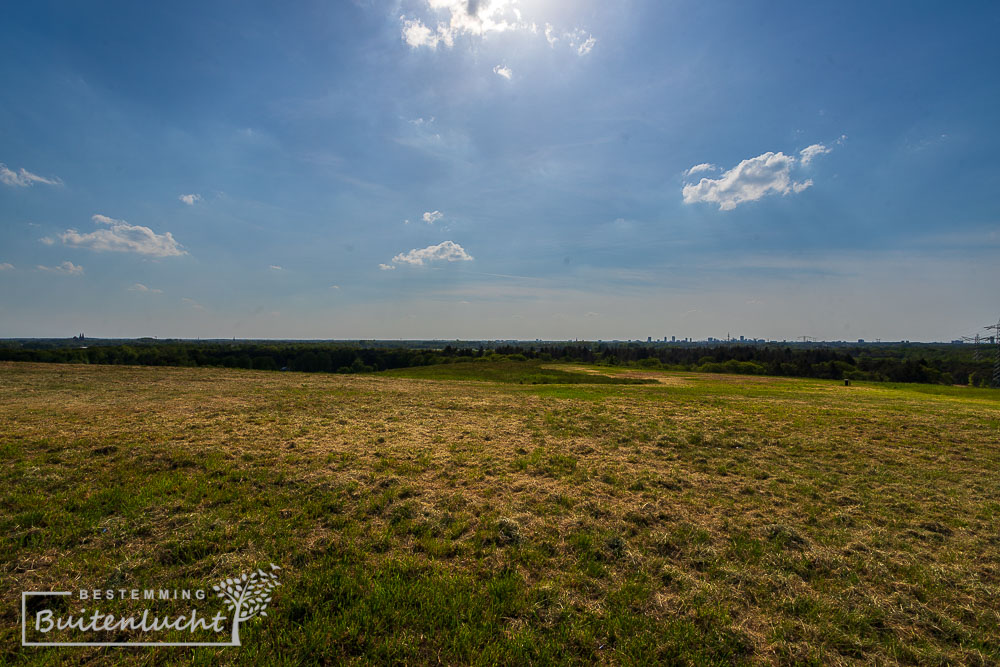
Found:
<box><xmin>1</xmin><ymin>338</ymin><xmax>995</xmax><ymax>387</ymax></box>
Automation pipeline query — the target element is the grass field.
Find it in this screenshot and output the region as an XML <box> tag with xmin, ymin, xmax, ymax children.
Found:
<box><xmin>2</xmin><ymin>360</ymin><xmax>999</xmax><ymax>664</ymax></box>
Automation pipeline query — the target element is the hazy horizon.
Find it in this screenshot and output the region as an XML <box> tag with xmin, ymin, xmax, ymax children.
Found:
<box><xmin>0</xmin><ymin>334</ymin><xmax>978</xmax><ymax>345</ymax></box>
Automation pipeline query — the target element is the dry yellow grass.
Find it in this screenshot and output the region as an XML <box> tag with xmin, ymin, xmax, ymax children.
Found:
<box><xmin>1</xmin><ymin>361</ymin><xmax>999</xmax><ymax>664</ymax></box>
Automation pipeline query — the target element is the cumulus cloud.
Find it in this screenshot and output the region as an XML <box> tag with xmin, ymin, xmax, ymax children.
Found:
<box><xmin>493</xmin><ymin>64</ymin><xmax>512</xmax><ymax>79</ymax></box>
<box><xmin>128</xmin><ymin>283</ymin><xmax>163</xmax><ymax>293</ymax></box>
<box><xmin>402</xmin><ymin>1</ymin><xmax>594</xmax><ymax>56</ymax></box>
<box><xmin>422</xmin><ymin>210</ymin><xmax>444</xmax><ymax>224</ymax></box>
<box><xmin>269</xmin><ymin>265</ymin><xmax>283</xmax><ymax>271</ymax></box>
<box><xmin>1</xmin><ymin>163</ymin><xmax>62</xmax><ymax>187</ymax></box>
<box><xmin>58</xmin><ymin>214</ymin><xmax>187</xmax><ymax>257</ymax></box>
<box><xmin>378</xmin><ymin>263</ymin><xmax>397</xmax><ymax>271</ymax></box>
<box><xmin>685</xmin><ymin>163</ymin><xmax>716</xmax><ymax>177</ymax></box>
<box><xmin>402</xmin><ymin>0</ymin><xmax>520</xmax><ymax>47</ymax></box>
<box><xmin>390</xmin><ymin>240</ymin><xmax>474</xmax><ymax>266</ymax></box>
<box><xmin>37</xmin><ymin>261</ymin><xmax>84</xmax><ymax>276</ymax></box>
<box><xmin>0</xmin><ymin>262</ymin><xmax>14</xmax><ymax>271</ymax></box>
<box><xmin>402</xmin><ymin>16</ymin><xmax>452</xmax><ymax>49</ymax></box>
<box><xmin>682</xmin><ymin>144</ymin><xmax>832</xmax><ymax>210</ymax></box>
<box><xmin>178</xmin><ymin>193</ymin><xmax>202</xmax><ymax>205</ymax></box>
<box><xmin>799</xmin><ymin>144</ymin><xmax>831</xmax><ymax>166</ymax></box>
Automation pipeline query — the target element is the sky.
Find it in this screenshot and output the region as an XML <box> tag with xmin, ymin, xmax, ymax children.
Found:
<box><xmin>1</xmin><ymin>0</ymin><xmax>998</xmax><ymax>341</ymax></box>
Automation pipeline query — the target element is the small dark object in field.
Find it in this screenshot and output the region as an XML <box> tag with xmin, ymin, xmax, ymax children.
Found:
<box><xmin>496</xmin><ymin>518</ymin><xmax>522</xmax><ymax>545</ymax></box>
<box><xmin>919</xmin><ymin>521</ymin><xmax>953</xmax><ymax>536</ymax></box>
<box><xmin>766</xmin><ymin>524</ymin><xmax>807</xmax><ymax>549</ymax></box>
<box><xmin>845</xmin><ymin>379</ymin><xmax>850</xmax><ymax>386</ymax></box>
<box><xmin>605</xmin><ymin>535</ymin><xmax>626</xmax><ymax>559</ymax></box>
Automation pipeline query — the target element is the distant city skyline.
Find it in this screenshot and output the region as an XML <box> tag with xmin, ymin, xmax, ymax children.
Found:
<box><xmin>1</xmin><ymin>1</ymin><xmax>998</xmax><ymax>341</ymax></box>
<box><xmin>8</xmin><ymin>333</ymin><xmax>984</xmax><ymax>347</ymax></box>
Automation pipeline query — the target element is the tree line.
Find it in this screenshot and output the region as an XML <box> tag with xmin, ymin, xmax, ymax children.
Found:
<box><xmin>0</xmin><ymin>339</ymin><xmax>993</xmax><ymax>387</ymax></box>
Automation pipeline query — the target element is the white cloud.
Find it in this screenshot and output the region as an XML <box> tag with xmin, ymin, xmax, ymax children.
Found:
<box><xmin>427</xmin><ymin>0</ymin><xmax>519</xmax><ymax>37</ymax></box>
<box><xmin>128</xmin><ymin>283</ymin><xmax>163</xmax><ymax>293</ymax></box>
<box><xmin>379</xmin><ymin>263</ymin><xmax>397</xmax><ymax>271</ymax></box>
<box><xmin>0</xmin><ymin>163</ymin><xmax>62</xmax><ymax>187</ymax></box>
<box><xmin>37</xmin><ymin>261</ymin><xmax>84</xmax><ymax>276</ymax></box>
<box><xmin>390</xmin><ymin>240</ymin><xmax>474</xmax><ymax>266</ymax></box>
<box><xmin>799</xmin><ymin>143</ymin><xmax>831</xmax><ymax>166</ymax></box>
<box><xmin>401</xmin><ymin>16</ymin><xmax>452</xmax><ymax>49</ymax></box>
<box><xmin>182</xmin><ymin>297</ymin><xmax>206</xmax><ymax>311</ymax></box>
<box><xmin>493</xmin><ymin>64</ymin><xmax>512</xmax><ymax>80</ymax></box>
<box><xmin>682</xmin><ymin>151</ymin><xmax>816</xmax><ymax>210</ymax></box>
<box><xmin>685</xmin><ymin>163</ymin><xmax>716</xmax><ymax>177</ymax></box>
<box><xmin>330</xmin><ymin>285</ymin><xmax>340</xmax><ymax>290</ymax></box>
<box><xmin>402</xmin><ymin>2</ymin><xmax>594</xmax><ymax>56</ymax></box>
<box><xmin>569</xmin><ymin>31</ymin><xmax>596</xmax><ymax>55</ymax></box>
<box><xmin>40</xmin><ymin>237</ymin><xmax>55</xmax><ymax>245</ymax></box>
<box><xmin>59</xmin><ymin>214</ymin><xmax>186</xmax><ymax>257</ymax></box>
<box><xmin>0</xmin><ymin>262</ymin><xmax>14</xmax><ymax>271</ymax></box>
<box><xmin>422</xmin><ymin>210</ymin><xmax>444</xmax><ymax>224</ymax></box>
<box><xmin>179</xmin><ymin>193</ymin><xmax>202</xmax><ymax>205</ymax></box>
<box><xmin>544</xmin><ymin>23</ymin><xmax>558</xmax><ymax>47</ymax></box>
<box><xmin>269</xmin><ymin>265</ymin><xmax>283</xmax><ymax>271</ymax></box>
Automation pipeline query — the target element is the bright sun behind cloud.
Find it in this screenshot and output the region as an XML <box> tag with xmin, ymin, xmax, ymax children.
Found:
<box><xmin>401</xmin><ymin>0</ymin><xmax>596</xmax><ymax>57</ymax></box>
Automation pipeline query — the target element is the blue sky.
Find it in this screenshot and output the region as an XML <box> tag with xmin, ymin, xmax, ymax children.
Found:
<box><xmin>1</xmin><ymin>0</ymin><xmax>998</xmax><ymax>340</ymax></box>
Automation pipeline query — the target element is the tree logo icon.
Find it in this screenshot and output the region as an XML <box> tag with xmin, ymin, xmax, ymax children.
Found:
<box><xmin>212</xmin><ymin>563</ymin><xmax>281</xmax><ymax>645</ymax></box>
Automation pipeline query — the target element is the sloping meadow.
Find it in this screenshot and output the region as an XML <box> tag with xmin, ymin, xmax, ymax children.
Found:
<box><xmin>1</xmin><ymin>361</ymin><xmax>998</xmax><ymax>664</ymax></box>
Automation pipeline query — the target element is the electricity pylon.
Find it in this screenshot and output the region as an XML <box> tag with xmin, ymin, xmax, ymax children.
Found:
<box><xmin>962</xmin><ymin>334</ymin><xmax>982</xmax><ymax>361</ymax></box>
<box><xmin>987</xmin><ymin>321</ymin><xmax>1000</xmax><ymax>388</ymax></box>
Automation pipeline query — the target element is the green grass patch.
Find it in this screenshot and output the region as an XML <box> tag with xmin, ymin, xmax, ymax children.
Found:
<box><xmin>380</xmin><ymin>360</ymin><xmax>655</xmax><ymax>385</ymax></box>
